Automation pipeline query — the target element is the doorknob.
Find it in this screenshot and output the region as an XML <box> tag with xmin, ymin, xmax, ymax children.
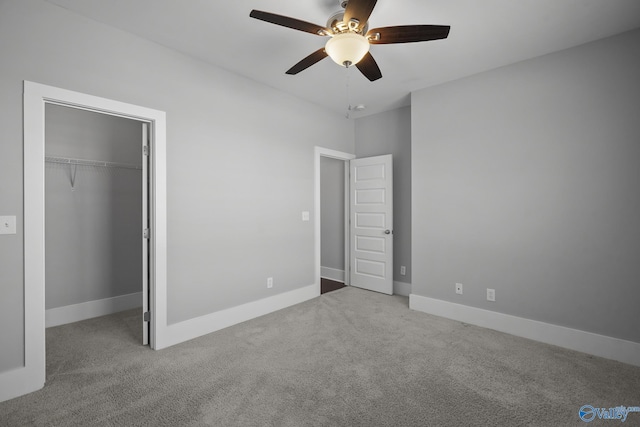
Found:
<box><xmin>384</xmin><ymin>229</ymin><xmax>392</xmax><ymax>235</ymax></box>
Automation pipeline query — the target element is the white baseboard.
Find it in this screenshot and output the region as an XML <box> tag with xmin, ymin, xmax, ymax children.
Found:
<box><xmin>157</xmin><ymin>284</ymin><xmax>318</xmax><ymax>350</ymax></box>
<box><xmin>0</xmin><ymin>365</ymin><xmax>44</xmax><ymax>403</ymax></box>
<box><xmin>409</xmin><ymin>294</ymin><xmax>640</xmax><ymax>367</ymax></box>
<box><xmin>46</xmin><ymin>292</ymin><xmax>142</xmax><ymax>328</ymax></box>
<box><xmin>321</xmin><ymin>267</ymin><xmax>345</xmax><ymax>282</ymax></box>
<box><xmin>393</xmin><ymin>281</ymin><xmax>411</xmax><ymax>296</ymax></box>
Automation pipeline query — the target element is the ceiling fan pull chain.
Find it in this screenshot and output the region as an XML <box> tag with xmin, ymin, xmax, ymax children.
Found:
<box><xmin>345</xmin><ymin>66</ymin><xmax>352</xmax><ymax>119</ymax></box>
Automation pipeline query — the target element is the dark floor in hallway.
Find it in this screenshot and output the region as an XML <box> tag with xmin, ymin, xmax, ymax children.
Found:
<box><xmin>321</xmin><ymin>278</ymin><xmax>346</xmax><ymax>294</ymax></box>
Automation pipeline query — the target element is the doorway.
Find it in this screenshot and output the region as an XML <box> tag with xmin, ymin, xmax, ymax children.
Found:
<box><xmin>21</xmin><ymin>81</ymin><xmax>167</xmax><ymax>399</ymax></box>
<box><xmin>320</xmin><ymin>155</ymin><xmax>348</xmax><ymax>294</ymax></box>
<box><xmin>44</xmin><ymin>104</ymin><xmax>147</xmax><ymax>341</ymax></box>
<box><xmin>314</xmin><ymin>147</ymin><xmax>394</xmax><ymax>296</ymax></box>
<box><xmin>315</xmin><ymin>148</ymin><xmax>354</xmax><ymax>295</ymax></box>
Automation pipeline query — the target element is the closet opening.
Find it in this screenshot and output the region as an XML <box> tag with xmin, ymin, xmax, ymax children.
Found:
<box><xmin>44</xmin><ymin>104</ymin><xmax>150</xmax><ymax>344</ymax></box>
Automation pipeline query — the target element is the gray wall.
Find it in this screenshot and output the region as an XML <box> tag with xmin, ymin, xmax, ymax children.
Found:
<box><xmin>320</xmin><ymin>157</ymin><xmax>345</xmax><ymax>274</ymax></box>
<box><xmin>412</xmin><ymin>28</ymin><xmax>640</xmax><ymax>343</ymax></box>
<box><xmin>355</xmin><ymin>107</ymin><xmax>412</xmax><ymax>284</ymax></box>
<box><xmin>0</xmin><ymin>0</ymin><xmax>354</xmax><ymax>373</ymax></box>
<box><xmin>45</xmin><ymin>104</ymin><xmax>142</xmax><ymax>309</ymax></box>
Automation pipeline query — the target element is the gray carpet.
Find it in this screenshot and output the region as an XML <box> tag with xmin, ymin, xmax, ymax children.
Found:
<box><xmin>1</xmin><ymin>287</ymin><xmax>639</xmax><ymax>426</ymax></box>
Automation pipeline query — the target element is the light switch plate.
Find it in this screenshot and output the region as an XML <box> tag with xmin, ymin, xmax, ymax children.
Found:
<box><xmin>302</xmin><ymin>211</ymin><xmax>310</xmax><ymax>221</ymax></box>
<box><xmin>0</xmin><ymin>216</ymin><xmax>17</xmax><ymax>235</ymax></box>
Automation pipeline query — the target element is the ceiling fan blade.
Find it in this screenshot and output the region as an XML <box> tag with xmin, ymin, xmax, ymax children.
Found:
<box><xmin>250</xmin><ymin>10</ymin><xmax>331</xmax><ymax>36</ymax></box>
<box><xmin>286</xmin><ymin>48</ymin><xmax>329</xmax><ymax>75</ymax></box>
<box><xmin>343</xmin><ymin>0</ymin><xmax>377</xmax><ymax>30</ymax></box>
<box><xmin>355</xmin><ymin>52</ymin><xmax>382</xmax><ymax>82</ymax></box>
<box><xmin>366</xmin><ymin>25</ymin><xmax>450</xmax><ymax>44</ymax></box>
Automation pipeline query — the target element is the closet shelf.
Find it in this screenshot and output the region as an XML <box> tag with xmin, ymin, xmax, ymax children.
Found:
<box><xmin>45</xmin><ymin>156</ymin><xmax>142</xmax><ymax>170</ymax></box>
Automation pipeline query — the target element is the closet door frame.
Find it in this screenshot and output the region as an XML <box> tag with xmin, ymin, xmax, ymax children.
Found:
<box><xmin>22</xmin><ymin>81</ymin><xmax>168</xmax><ymax>399</ymax></box>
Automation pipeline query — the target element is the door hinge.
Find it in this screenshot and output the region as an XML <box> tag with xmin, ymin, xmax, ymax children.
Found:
<box><xmin>143</xmin><ymin>311</ymin><xmax>150</xmax><ymax>322</ymax></box>
<box><xmin>143</xmin><ymin>228</ymin><xmax>150</xmax><ymax>239</ymax></box>
<box><xmin>143</xmin><ymin>145</ymin><xmax>149</xmax><ymax>156</ymax></box>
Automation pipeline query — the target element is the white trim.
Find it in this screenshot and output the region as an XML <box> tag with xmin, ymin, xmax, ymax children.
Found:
<box><xmin>158</xmin><ymin>284</ymin><xmax>317</xmax><ymax>349</ymax></box>
<box><xmin>343</xmin><ymin>160</ymin><xmax>350</xmax><ymax>286</ymax></box>
<box><xmin>314</xmin><ymin>147</ymin><xmax>355</xmax><ymax>295</ymax></box>
<box><xmin>393</xmin><ymin>281</ymin><xmax>411</xmax><ymax>297</ymax></box>
<box><xmin>409</xmin><ymin>294</ymin><xmax>640</xmax><ymax>367</ymax></box>
<box><xmin>2</xmin><ymin>81</ymin><xmax>168</xmax><ymax>403</ymax></box>
<box><xmin>321</xmin><ymin>267</ymin><xmax>345</xmax><ymax>282</ymax></box>
<box><xmin>0</xmin><ymin>368</ymin><xmax>43</xmax><ymax>403</ymax></box>
<box><xmin>46</xmin><ymin>293</ymin><xmax>143</xmax><ymax>328</ymax></box>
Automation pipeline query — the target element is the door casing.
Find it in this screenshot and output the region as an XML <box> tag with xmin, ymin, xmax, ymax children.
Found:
<box><xmin>18</xmin><ymin>81</ymin><xmax>167</xmax><ymax>401</ymax></box>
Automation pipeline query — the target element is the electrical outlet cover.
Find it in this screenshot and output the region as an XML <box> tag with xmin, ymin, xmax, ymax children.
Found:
<box><xmin>0</xmin><ymin>216</ymin><xmax>17</xmax><ymax>235</ymax></box>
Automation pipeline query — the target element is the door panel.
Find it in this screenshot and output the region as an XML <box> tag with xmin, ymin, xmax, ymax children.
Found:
<box><xmin>355</xmin><ymin>212</ymin><xmax>385</xmax><ymax>228</ymax></box>
<box><xmin>350</xmin><ymin>155</ymin><xmax>393</xmax><ymax>295</ymax></box>
<box><xmin>355</xmin><ymin>235</ymin><xmax>385</xmax><ymax>253</ymax></box>
<box><xmin>141</xmin><ymin>123</ymin><xmax>150</xmax><ymax>345</ymax></box>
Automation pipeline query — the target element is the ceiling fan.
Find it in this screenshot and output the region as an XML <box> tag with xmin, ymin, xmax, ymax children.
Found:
<box><xmin>249</xmin><ymin>0</ymin><xmax>450</xmax><ymax>82</ymax></box>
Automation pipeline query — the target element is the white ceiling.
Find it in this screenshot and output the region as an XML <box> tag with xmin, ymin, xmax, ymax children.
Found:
<box><xmin>45</xmin><ymin>0</ymin><xmax>640</xmax><ymax>117</ymax></box>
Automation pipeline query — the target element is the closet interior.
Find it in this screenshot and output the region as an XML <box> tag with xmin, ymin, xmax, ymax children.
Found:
<box><xmin>44</xmin><ymin>104</ymin><xmax>145</xmax><ymax>332</ymax></box>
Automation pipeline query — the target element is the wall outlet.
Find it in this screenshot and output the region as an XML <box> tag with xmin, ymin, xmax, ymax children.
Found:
<box><xmin>400</xmin><ymin>265</ymin><xmax>406</xmax><ymax>276</ymax></box>
<box><xmin>455</xmin><ymin>283</ymin><xmax>463</xmax><ymax>295</ymax></box>
<box><xmin>267</xmin><ymin>277</ymin><xmax>273</xmax><ymax>289</ymax></box>
<box><xmin>487</xmin><ymin>288</ymin><xmax>496</xmax><ymax>302</ymax></box>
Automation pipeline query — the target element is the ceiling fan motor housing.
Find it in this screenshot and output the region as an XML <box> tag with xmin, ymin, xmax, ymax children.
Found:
<box><xmin>327</xmin><ymin>10</ymin><xmax>368</xmax><ymax>35</ymax></box>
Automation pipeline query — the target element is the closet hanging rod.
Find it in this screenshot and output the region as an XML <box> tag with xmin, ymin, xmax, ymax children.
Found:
<box><xmin>45</xmin><ymin>156</ymin><xmax>142</xmax><ymax>170</ymax></box>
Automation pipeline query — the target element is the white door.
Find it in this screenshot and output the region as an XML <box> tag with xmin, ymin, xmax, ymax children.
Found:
<box><xmin>350</xmin><ymin>155</ymin><xmax>393</xmax><ymax>295</ymax></box>
<box><xmin>141</xmin><ymin>123</ymin><xmax>150</xmax><ymax>345</ymax></box>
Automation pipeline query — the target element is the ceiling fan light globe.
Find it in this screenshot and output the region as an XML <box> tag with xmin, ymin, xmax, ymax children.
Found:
<box><xmin>325</xmin><ymin>32</ymin><xmax>369</xmax><ymax>67</ymax></box>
